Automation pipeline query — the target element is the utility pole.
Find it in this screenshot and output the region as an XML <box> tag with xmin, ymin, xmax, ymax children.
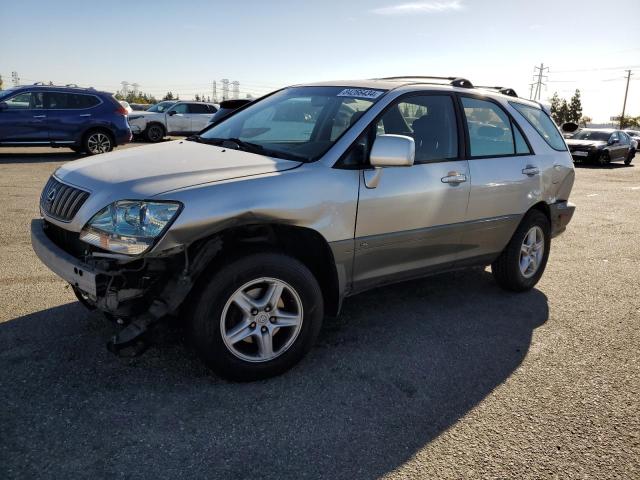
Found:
<box><xmin>221</xmin><ymin>79</ymin><xmax>229</xmax><ymax>101</ymax></box>
<box><xmin>232</xmin><ymin>81</ymin><xmax>240</xmax><ymax>99</ymax></box>
<box><xmin>212</xmin><ymin>80</ymin><xmax>217</xmax><ymax>103</ymax></box>
<box><xmin>532</xmin><ymin>63</ymin><xmax>548</xmax><ymax>101</ymax></box>
<box><xmin>11</xmin><ymin>71</ymin><xmax>20</xmax><ymax>87</ymax></box>
<box><xmin>529</xmin><ymin>83</ymin><xmax>535</xmax><ymax>100</ymax></box>
<box><xmin>619</xmin><ymin>69</ymin><xmax>632</xmax><ymax>129</ymax></box>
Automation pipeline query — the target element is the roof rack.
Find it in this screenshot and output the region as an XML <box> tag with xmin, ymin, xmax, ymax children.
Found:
<box><xmin>476</xmin><ymin>86</ymin><xmax>519</xmax><ymax>97</ymax></box>
<box><xmin>377</xmin><ymin>76</ymin><xmax>474</xmax><ymax>88</ymax></box>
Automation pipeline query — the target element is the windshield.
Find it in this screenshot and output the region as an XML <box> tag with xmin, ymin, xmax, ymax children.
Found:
<box><xmin>573</xmin><ymin>130</ymin><xmax>612</xmax><ymax>141</ymax></box>
<box><xmin>197</xmin><ymin>86</ymin><xmax>386</xmax><ymax>162</ymax></box>
<box><xmin>0</xmin><ymin>88</ymin><xmax>19</xmax><ymax>100</ymax></box>
<box><xmin>147</xmin><ymin>101</ymin><xmax>176</xmax><ymax>113</ymax></box>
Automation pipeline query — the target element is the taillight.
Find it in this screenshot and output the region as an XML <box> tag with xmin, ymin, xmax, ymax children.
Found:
<box><xmin>116</xmin><ymin>106</ymin><xmax>128</xmax><ymax>116</ymax></box>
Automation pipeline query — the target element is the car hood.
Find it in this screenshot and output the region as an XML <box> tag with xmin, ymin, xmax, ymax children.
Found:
<box><xmin>565</xmin><ymin>139</ymin><xmax>606</xmax><ymax>149</ymax></box>
<box><xmin>55</xmin><ymin>140</ymin><xmax>302</xmax><ymax>197</ymax></box>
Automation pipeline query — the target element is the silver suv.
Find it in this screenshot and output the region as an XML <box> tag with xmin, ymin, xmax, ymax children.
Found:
<box><xmin>31</xmin><ymin>76</ymin><xmax>576</xmax><ymax>381</ymax></box>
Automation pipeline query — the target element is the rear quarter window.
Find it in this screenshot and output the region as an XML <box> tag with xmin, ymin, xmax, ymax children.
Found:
<box><xmin>510</xmin><ymin>102</ymin><xmax>566</xmax><ymax>151</ymax></box>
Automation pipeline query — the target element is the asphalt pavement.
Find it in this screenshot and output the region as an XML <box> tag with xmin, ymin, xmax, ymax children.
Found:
<box><xmin>0</xmin><ymin>145</ymin><xmax>638</xmax><ymax>479</ymax></box>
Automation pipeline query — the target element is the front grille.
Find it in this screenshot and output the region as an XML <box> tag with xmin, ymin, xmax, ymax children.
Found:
<box><xmin>43</xmin><ymin>220</ymin><xmax>89</xmax><ymax>259</ymax></box>
<box><xmin>40</xmin><ymin>177</ymin><xmax>90</xmax><ymax>222</ymax></box>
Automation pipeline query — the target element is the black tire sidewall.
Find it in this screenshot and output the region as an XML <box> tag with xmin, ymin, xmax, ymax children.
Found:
<box><xmin>188</xmin><ymin>253</ymin><xmax>323</xmax><ymax>381</ymax></box>
<box><xmin>493</xmin><ymin>210</ymin><xmax>551</xmax><ymax>291</ymax></box>
<box><xmin>145</xmin><ymin>124</ymin><xmax>164</xmax><ymax>142</ymax></box>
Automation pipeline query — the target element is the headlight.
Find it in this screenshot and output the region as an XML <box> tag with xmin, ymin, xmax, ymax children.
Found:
<box><xmin>79</xmin><ymin>201</ymin><xmax>181</xmax><ymax>255</ymax></box>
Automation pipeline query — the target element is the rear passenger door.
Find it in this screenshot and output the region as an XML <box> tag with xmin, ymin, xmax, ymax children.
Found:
<box><xmin>458</xmin><ymin>96</ymin><xmax>539</xmax><ymax>263</ymax></box>
<box><xmin>353</xmin><ymin>93</ymin><xmax>470</xmax><ymax>291</ymax></box>
<box><xmin>189</xmin><ymin>103</ymin><xmax>215</xmax><ymax>131</ymax></box>
<box><xmin>45</xmin><ymin>92</ymin><xmax>101</xmax><ymax>143</ymax></box>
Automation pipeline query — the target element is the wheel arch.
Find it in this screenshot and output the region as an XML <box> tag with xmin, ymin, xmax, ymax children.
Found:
<box><xmin>187</xmin><ymin>223</ymin><xmax>343</xmax><ymax>317</ymax></box>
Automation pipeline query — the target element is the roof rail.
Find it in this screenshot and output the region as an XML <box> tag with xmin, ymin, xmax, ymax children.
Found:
<box><xmin>377</xmin><ymin>76</ymin><xmax>474</xmax><ymax>88</ymax></box>
<box><xmin>32</xmin><ymin>81</ymin><xmax>46</xmax><ymax>85</ymax></box>
<box><xmin>476</xmin><ymin>86</ymin><xmax>519</xmax><ymax>97</ymax></box>
<box><xmin>65</xmin><ymin>83</ymin><xmax>78</xmax><ymax>87</ymax></box>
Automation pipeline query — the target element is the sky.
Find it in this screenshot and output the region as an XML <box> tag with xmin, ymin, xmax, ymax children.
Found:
<box><xmin>1</xmin><ymin>0</ymin><xmax>639</xmax><ymax>122</ymax></box>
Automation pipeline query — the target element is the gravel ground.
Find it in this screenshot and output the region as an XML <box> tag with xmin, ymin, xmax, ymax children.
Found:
<box><xmin>0</xmin><ymin>146</ymin><xmax>638</xmax><ymax>479</ymax></box>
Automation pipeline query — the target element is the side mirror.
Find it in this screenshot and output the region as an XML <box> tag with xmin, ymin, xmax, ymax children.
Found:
<box><xmin>608</xmin><ymin>137</ymin><xmax>617</xmax><ymax>145</ymax></box>
<box><xmin>0</xmin><ymin>102</ymin><xmax>7</xmax><ymax>111</ymax></box>
<box><xmin>370</xmin><ymin>134</ymin><xmax>415</xmax><ymax>167</ymax></box>
<box><xmin>167</xmin><ymin>110</ymin><xmax>177</xmax><ymax>116</ymax></box>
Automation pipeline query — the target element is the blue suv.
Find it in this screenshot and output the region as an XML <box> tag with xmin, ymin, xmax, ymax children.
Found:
<box><xmin>0</xmin><ymin>84</ymin><xmax>131</xmax><ymax>155</ymax></box>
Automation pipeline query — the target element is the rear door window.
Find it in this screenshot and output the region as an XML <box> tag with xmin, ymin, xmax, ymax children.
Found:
<box><xmin>46</xmin><ymin>92</ymin><xmax>100</xmax><ymax>109</ymax></box>
<box><xmin>461</xmin><ymin>97</ymin><xmax>515</xmax><ymax>157</ymax></box>
<box><xmin>510</xmin><ymin>102</ymin><xmax>566</xmax><ymax>151</ymax></box>
<box><xmin>188</xmin><ymin>103</ymin><xmax>210</xmax><ymax>114</ymax></box>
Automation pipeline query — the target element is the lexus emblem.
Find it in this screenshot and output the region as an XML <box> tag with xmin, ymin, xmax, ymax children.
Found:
<box><xmin>46</xmin><ymin>188</ymin><xmax>57</xmax><ymax>203</ymax></box>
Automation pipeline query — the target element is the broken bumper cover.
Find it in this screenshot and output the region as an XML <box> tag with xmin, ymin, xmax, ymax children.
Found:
<box><xmin>550</xmin><ymin>200</ymin><xmax>576</xmax><ymax>238</ymax></box>
<box><xmin>31</xmin><ymin>219</ymin><xmax>99</xmax><ymax>296</ymax></box>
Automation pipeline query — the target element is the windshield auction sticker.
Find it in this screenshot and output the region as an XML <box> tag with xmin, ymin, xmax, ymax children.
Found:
<box><xmin>337</xmin><ymin>88</ymin><xmax>385</xmax><ymax>99</ymax></box>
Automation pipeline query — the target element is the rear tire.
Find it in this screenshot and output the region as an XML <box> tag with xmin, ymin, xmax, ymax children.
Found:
<box><xmin>83</xmin><ymin>130</ymin><xmax>114</xmax><ymax>155</ymax></box>
<box><xmin>144</xmin><ymin>123</ymin><xmax>165</xmax><ymax>143</ymax></box>
<box><xmin>188</xmin><ymin>253</ymin><xmax>324</xmax><ymax>381</ymax></box>
<box><xmin>491</xmin><ymin>210</ymin><xmax>551</xmax><ymax>292</ymax></box>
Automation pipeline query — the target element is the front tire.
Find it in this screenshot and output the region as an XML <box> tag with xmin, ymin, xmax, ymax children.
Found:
<box><xmin>491</xmin><ymin>210</ymin><xmax>551</xmax><ymax>292</ymax></box>
<box><xmin>144</xmin><ymin>123</ymin><xmax>165</xmax><ymax>143</ymax></box>
<box><xmin>597</xmin><ymin>150</ymin><xmax>610</xmax><ymax>166</ymax></box>
<box><xmin>625</xmin><ymin>149</ymin><xmax>635</xmax><ymax>165</ymax></box>
<box><xmin>188</xmin><ymin>253</ymin><xmax>324</xmax><ymax>381</ymax></box>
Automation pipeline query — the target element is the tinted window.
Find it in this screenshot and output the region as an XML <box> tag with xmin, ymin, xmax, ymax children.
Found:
<box><xmin>146</xmin><ymin>101</ymin><xmax>175</xmax><ymax>113</ymax></box>
<box><xmin>189</xmin><ymin>103</ymin><xmax>210</xmax><ymax>114</ymax></box>
<box><xmin>46</xmin><ymin>92</ymin><xmax>100</xmax><ymax>109</ymax></box>
<box><xmin>510</xmin><ymin>102</ymin><xmax>567</xmax><ymax>151</ymax></box>
<box><xmin>5</xmin><ymin>92</ymin><xmax>43</xmax><ymax>109</ymax></box>
<box><xmin>172</xmin><ymin>104</ymin><xmax>189</xmax><ymax>114</ymax></box>
<box><xmin>377</xmin><ymin>95</ymin><xmax>458</xmax><ymax>162</ymax></box>
<box><xmin>514</xmin><ymin>126</ymin><xmax>531</xmax><ymax>154</ymax></box>
<box><xmin>573</xmin><ymin>130</ymin><xmax>611</xmax><ymax>141</ymax></box>
<box><xmin>462</xmin><ymin>97</ymin><xmax>514</xmax><ymax>156</ymax></box>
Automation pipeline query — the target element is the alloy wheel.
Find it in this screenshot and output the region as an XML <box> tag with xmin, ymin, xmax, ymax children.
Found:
<box><xmin>220</xmin><ymin>277</ymin><xmax>304</xmax><ymax>363</ymax></box>
<box><xmin>519</xmin><ymin>226</ymin><xmax>545</xmax><ymax>278</ymax></box>
<box><xmin>148</xmin><ymin>126</ymin><xmax>163</xmax><ymax>142</ymax></box>
<box><xmin>87</xmin><ymin>133</ymin><xmax>111</xmax><ymax>154</ymax></box>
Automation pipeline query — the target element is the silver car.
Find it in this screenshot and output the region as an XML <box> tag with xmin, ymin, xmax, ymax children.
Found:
<box><xmin>31</xmin><ymin>77</ymin><xmax>576</xmax><ymax>381</ymax></box>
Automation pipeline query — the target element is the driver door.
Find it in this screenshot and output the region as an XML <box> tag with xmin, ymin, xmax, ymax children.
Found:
<box><xmin>352</xmin><ymin>93</ymin><xmax>470</xmax><ymax>292</ymax></box>
<box><xmin>166</xmin><ymin>103</ymin><xmax>192</xmax><ymax>134</ymax></box>
<box><xmin>0</xmin><ymin>91</ymin><xmax>47</xmax><ymax>142</ymax></box>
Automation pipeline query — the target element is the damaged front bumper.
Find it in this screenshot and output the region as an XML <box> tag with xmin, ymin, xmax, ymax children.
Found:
<box><xmin>31</xmin><ymin>218</ymin><xmax>221</xmax><ymax>354</ymax></box>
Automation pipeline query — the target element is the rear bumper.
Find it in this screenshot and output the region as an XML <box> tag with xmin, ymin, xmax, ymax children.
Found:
<box><xmin>31</xmin><ymin>219</ymin><xmax>99</xmax><ymax>296</ymax></box>
<box><xmin>550</xmin><ymin>201</ymin><xmax>575</xmax><ymax>238</ymax></box>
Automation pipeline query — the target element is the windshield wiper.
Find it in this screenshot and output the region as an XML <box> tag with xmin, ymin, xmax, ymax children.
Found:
<box><xmin>189</xmin><ymin>136</ymin><xmax>308</xmax><ymax>162</ymax></box>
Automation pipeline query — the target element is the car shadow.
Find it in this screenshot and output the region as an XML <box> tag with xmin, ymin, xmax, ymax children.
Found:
<box><xmin>0</xmin><ymin>150</ymin><xmax>81</xmax><ymax>164</ymax></box>
<box><xmin>574</xmin><ymin>162</ymin><xmax>634</xmax><ymax>169</ymax></box>
<box><xmin>0</xmin><ymin>268</ymin><xmax>548</xmax><ymax>479</ymax></box>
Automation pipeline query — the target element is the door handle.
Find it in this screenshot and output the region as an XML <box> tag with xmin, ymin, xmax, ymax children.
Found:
<box><xmin>522</xmin><ymin>166</ymin><xmax>540</xmax><ymax>176</ymax></box>
<box><xmin>79</xmin><ymin>113</ymin><xmax>92</xmax><ymax>117</ymax></box>
<box><xmin>441</xmin><ymin>173</ymin><xmax>467</xmax><ymax>184</ymax></box>
<box><xmin>32</xmin><ymin>115</ymin><xmax>46</xmax><ymax>118</ymax></box>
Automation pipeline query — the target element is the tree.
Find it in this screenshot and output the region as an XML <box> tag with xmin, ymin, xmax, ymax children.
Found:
<box><xmin>580</xmin><ymin>116</ymin><xmax>592</xmax><ymax>127</ymax></box>
<box><xmin>549</xmin><ymin>92</ymin><xmax>562</xmax><ymax>124</ymax></box>
<box><xmin>558</xmin><ymin>99</ymin><xmax>570</xmax><ymax>125</ymax></box>
<box><xmin>621</xmin><ymin>116</ymin><xmax>640</xmax><ymax>129</ymax></box>
<box><xmin>194</xmin><ymin>93</ymin><xmax>201</xmax><ymax>101</ymax></box>
<box><xmin>568</xmin><ymin>89</ymin><xmax>582</xmax><ymax>123</ymax></box>
<box><xmin>0</xmin><ymin>75</ymin><xmax>3</xmax><ymax>90</ymax></box>
<box><xmin>163</xmin><ymin>91</ymin><xmax>174</xmax><ymax>101</ymax></box>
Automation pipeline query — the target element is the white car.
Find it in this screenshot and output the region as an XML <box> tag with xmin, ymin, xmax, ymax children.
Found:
<box><xmin>128</xmin><ymin>101</ymin><xmax>218</xmax><ymax>142</ymax></box>
<box><xmin>119</xmin><ymin>100</ymin><xmax>133</xmax><ymax>114</ymax></box>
